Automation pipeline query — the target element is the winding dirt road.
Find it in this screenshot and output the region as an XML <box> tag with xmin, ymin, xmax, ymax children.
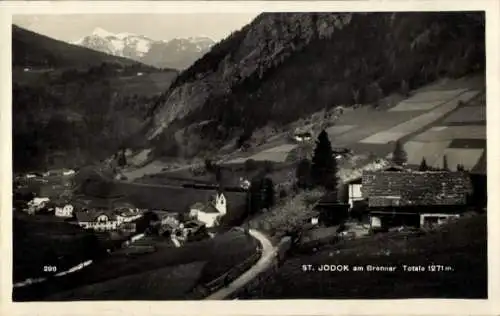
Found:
<box><xmin>204</xmin><ymin>229</ymin><xmax>277</xmax><ymax>300</ymax></box>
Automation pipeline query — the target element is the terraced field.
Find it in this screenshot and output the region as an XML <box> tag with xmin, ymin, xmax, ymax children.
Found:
<box><xmin>443</xmin><ymin>106</ymin><xmax>486</xmax><ymax>124</ymax></box>
<box><xmin>329</xmin><ymin>75</ymin><xmax>486</xmax><ymax>173</ymax></box>
<box><xmin>360</xmin><ymin>90</ymin><xmax>480</xmax><ymax>144</ymax></box>
<box><xmin>388</xmin><ymin>88</ymin><xmax>467</xmax><ymax>112</ymax></box>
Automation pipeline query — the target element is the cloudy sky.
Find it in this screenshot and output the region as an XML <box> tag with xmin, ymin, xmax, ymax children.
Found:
<box><xmin>12</xmin><ymin>13</ymin><xmax>259</xmax><ymax>42</ymax></box>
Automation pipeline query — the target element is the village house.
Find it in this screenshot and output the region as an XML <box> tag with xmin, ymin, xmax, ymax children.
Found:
<box><xmin>155</xmin><ymin>212</ymin><xmax>182</xmax><ymax>236</ymax></box>
<box><xmin>239</xmin><ymin>177</ymin><xmax>251</xmax><ymax>190</ymax></box>
<box><xmin>63</xmin><ymin>169</ymin><xmax>76</xmax><ymax>176</ymax></box>
<box><xmin>189</xmin><ymin>190</ymin><xmax>227</xmax><ymax>228</ymax></box>
<box><xmin>361</xmin><ymin>169</ymin><xmax>473</xmax><ymax>230</ymax></box>
<box><xmin>25</xmin><ymin>197</ymin><xmax>50</xmax><ymax>214</ymax></box>
<box><xmin>177</xmin><ymin>220</ymin><xmax>208</xmax><ymax>241</ymax></box>
<box><xmin>120</xmin><ymin>221</ymin><xmax>137</xmax><ymax>234</ymax></box>
<box><xmin>54</xmin><ymin>203</ymin><xmax>74</xmax><ymax>218</ymax></box>
<box><xmin>294</xmin><ymin>131</ymin><xmax>312</xmax><ymax>142</ymax></box>
<box><xmin>346</xmin><ymin>178</ymin><xmax>363</xmax><ymax>209</ymax></box>
<box><xmin>113</xmin><ymin>201</ymin><xmax>143</xmax><ymax>223</ymax></box>
<box><xmin>75</xmin><ymin>210</ymin><xmax>122</xmax><ymax>231</ymax></box>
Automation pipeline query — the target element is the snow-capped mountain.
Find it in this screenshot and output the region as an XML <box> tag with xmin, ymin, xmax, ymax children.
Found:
<box><xmin>72</xmin><ymin>27</ymin><xmax>215</xmax><ymax>70</ymax></box>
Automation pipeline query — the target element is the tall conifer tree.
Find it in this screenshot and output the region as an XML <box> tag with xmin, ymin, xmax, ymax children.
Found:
<box><xmin>311</xmin><ymin>130</ymin><xmax>338</xmax><ymax>196</ymax></box>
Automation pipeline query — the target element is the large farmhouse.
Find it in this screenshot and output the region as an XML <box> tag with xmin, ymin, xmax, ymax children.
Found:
<box><xmin>361</xmin><ymin>169</ymin><xmax>473</xmax><ymax>229</ymax></box>
<box><xmin>72</xmin><ymin>198</ymin><xmax>143</xmax><ymax>231</ymax></box>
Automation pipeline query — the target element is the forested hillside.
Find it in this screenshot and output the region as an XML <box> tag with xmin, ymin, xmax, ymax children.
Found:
<box><xmin>145</xmin><ymin>12</ymin><xmax>484</xmax><ymax>158</ymax></box>
<box><xmin>12</xmin><ymin>26</ymin><xmax>178</xmax><ymax>172</ymax></box>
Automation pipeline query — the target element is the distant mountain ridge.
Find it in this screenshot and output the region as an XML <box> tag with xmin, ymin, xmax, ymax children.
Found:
<box><xmin>72</xmin><ymin>27</ymin><xmax>215</xmax><ymax>70</ymax></box>
<box><xmin>12</xmin><ymin>25</ymin><xmax>143</xmax><ymax>69</ymax></box>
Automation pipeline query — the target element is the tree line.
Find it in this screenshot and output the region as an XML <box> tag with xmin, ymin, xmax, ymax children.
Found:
<box><xmin>244</xmin><ymin>129</ymin><xmax>340</xmax><ymax>217</ymax></box>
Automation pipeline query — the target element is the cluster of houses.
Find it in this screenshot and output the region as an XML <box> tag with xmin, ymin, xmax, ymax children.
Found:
<box><xmin>149</xmin><ymin>189</ymin><xmax>233</xmax><ymax>245</ymax></box>
<box><xmin>17</xmin><ymin>171</ymin><xmax>243</xmax><ymax>247</ymax></box>
<box><xmin>343</xmin><ymin>164</ymin><xmax>485</xmax><ymax>231</ymax></box>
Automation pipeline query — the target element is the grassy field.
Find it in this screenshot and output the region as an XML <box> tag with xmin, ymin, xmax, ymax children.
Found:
<box><xmin>443</xmin><ymin>106</ymin><xmax>486</xmax><ymax>124</ymax></box>
<box><xmin>139</xmin><ymin>159</ymin><xmax>295</xmax><ymax>189</ymax></box>
<box><xmin>330</xmin><ymin>107</ymin><xmax>421</xmax><ymax>145</ymax></box>
<box><xmin>116</xmin><ymin>72</ymin><xmax>177</xmax><ymax>96</ymax></box>
<box><xmin>414</xmin><ymin>125</ymin><xmax>485</xmax><ymax>142</ymax></box>
<box><xmin>226</xmin><ymin>144</ymin><xmax>298</xmax><ymax>164</ymax></box>
<box><xmin>388</xmin><ymin>88</ymin><xmax>466</xmax><ymax>112</ymax></box>
<box><xmin>434</xmin><ymin>148</ymin><xmax>485</xmax><ymax>171</ymax></box>
<box><xmin>400</xmin><ymin>140</ymin><xmax>452</xmax><ymax>166</ymax></box>
<box><xmin>241</xmin><ymin>214</ymin><xmax>487</xmax><ymax>299</ymax></box>
<box><xmin>414</xmin><ymin>74</ymin><xmax>485</xmax><ymax>93</ymax></box>
<box><xmin>14</xmin><ymin>229</ymin><xmax>259</xmax><ymax>301</ymax></box>
<box><xmin>46</xmin><ymin>262</ymin><xmax>206</xmax><ymax>301</ymax></box>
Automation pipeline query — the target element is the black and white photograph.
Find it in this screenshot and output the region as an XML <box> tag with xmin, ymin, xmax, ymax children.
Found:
<box><xmin>2</xmin><ymin>0</ymin><xmax>499</xmax><ymax>314</ymax></box>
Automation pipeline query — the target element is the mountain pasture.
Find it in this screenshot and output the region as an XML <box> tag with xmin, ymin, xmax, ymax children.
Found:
<box><xmin>325</xmin><ymin>125</ymin><xmax>357</xmax><ymax>139</ymax></box>
<box><xmin>114</xmin><ymin>71</ymin><xmax>177</xmax><ymax>96</ymax></box>
<box><xmin>330</xmin><ymin>109</ymin><xmax>421</xmax><ymax>146</ymax></box>
<box><xmin>443</xmin><ymin>106</ymin><xmax>486</xmax><ymax>124</ymax></box>
<box><xmin>388</xmin><ymin>88</ymin><xmax>467</xmax><ymax>112</ymax></box>
<box><xmin>360</xmin><ymin>90</ymin><xmax>480</xmax><ymax>145</ymax></box>
<box><xmin>413</xmin><ymin>126</ymin><xmax>486</xmax><ymax>142</ymax></box>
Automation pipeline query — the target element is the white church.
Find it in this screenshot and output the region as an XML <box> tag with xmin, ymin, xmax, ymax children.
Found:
<box><xmin>189</xmin><ymin>191</ymin><xmax>227</xmax><ymax>228</ymax></box>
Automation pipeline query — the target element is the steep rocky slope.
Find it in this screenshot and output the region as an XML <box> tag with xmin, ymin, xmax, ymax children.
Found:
<box><xmin>144</xmin><ymin>12</ymin><xmax>484</xmax><ymax>159</ymax></box>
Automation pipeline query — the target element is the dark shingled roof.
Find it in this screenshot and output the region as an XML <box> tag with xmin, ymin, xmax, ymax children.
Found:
<box><xmin>362</xmin><ymin>171</ymin><xmax>473</xmax><ymax>207</ymax></box>
<box><xmin>200</xmin><ymin>203</ymin><xmax>220</xmax><ymax>214</ymax></box>
<box><xmin>75</xmin><ymin>210</ymin><xmax>118</xmax><ymax>223</ymax></box>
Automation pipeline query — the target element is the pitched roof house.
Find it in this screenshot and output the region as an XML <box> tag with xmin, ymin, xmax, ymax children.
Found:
<box><xmin>362</xmin><ymin>170</ymin><xmax>473</xmax><ymax>208</ymax></box>
<box><xmin>55</xmin><ymin>203</ymin><xmax>74</xmax><ymax>218</ymax></box>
